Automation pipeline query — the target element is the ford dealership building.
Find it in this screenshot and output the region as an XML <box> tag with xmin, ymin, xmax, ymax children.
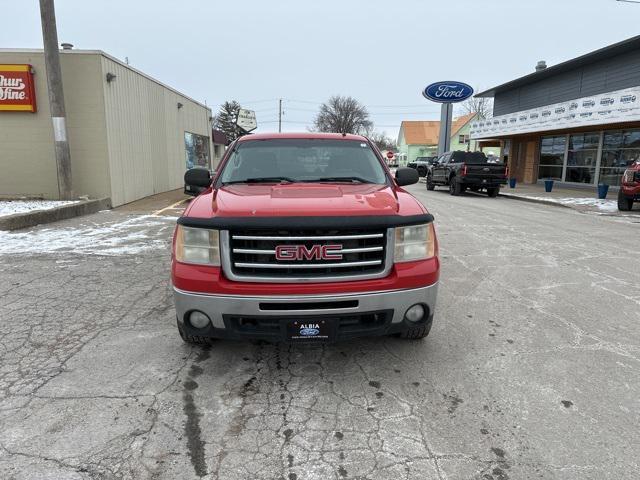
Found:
<box><xmin>470</xmin><ymin>35</ymin><xmax>640</xmax><ymax>188</ymax></box>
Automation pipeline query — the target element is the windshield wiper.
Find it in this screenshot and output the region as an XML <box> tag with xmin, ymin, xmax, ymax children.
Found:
<box><xmin>313</xmin><ymin>176</ymin><xmax>372</xmax><ymax>183</ymax></box>
<box><xmin>223</xmin><ymin>177</ymin><xmax>295</xmax><ymax>185</ymax></box>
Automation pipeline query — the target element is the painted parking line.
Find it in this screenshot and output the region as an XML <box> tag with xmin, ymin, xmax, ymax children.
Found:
<box><xmin>151</xmin><ymin>199</ymin><xmax>189</xmax><ymax>217</ymax></box>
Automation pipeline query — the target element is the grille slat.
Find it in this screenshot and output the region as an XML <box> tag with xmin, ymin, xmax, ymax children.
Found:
<box><xmin>235</xmin><ymin>260</ymin><xmax>382</xmax><ymax>269</ymax></box>
<box><xmin>232</xmin><ymin>233</ymin><xmax>384</xmax><ymax>241</ymax></box>
<box><xmin>226</xmin><ymin>228</ymin><xmax>389</xmax><ymax>281</ymax></box>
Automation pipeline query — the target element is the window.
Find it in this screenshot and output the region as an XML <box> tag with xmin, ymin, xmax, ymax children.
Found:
<box><xmin>185</xmin><ymin>132</ymin><xmax>211</xmax><ymax>170</ymax></box>
<box><xmin>219</xmin><ymin>139</ymin><xmax>387</xmax><ymax>185</ymax></box>
<box><xmin>459</xmin><ymin>134</ymin><xmax>469</xmax><ymax>144</ymax></box>
<box><xmin>538</xmin><ymin>135</ymin><xmax>565</xmax><ymax>180</ymax></box>
<box><xmin>599</xmin><ymin>129</ymin><xmax>640</xmax><ymax>186</ymax></box>
<box><xmin>565</xmin><ymin>132</ymin><xmax>598</xmax><ymax>184</ymax></box>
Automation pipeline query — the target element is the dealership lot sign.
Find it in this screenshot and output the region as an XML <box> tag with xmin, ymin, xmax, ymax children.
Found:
<box><xmin>0</xmin><ymin>65</ymin><xmax>37</xmax><ymax>112</ymax></box>
<box><xmin>422</xmin><ymin>81</ymin><xmax>474</xmax><ymax>103</ymax></box>
<box><xmin>470</xmin><ymin>86</ymin><xmax>640</xmax><ymax>139</ymax></box>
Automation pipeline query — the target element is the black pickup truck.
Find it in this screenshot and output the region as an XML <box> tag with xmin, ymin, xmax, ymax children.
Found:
<box><xmin>426</xmin><ymin>151</ymin><xmax>508</xmax><ymax>197</ymax></box>
<box><xmin>407</xmin><ymin>156</ymin><xmax>438</xmax><ymax>177</ymax></box>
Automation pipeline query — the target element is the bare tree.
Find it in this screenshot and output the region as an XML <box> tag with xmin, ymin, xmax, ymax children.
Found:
<box><xmin>313</xmin><ymin>95</ymin><xmax>373</xmax><ymax>134</ymax></box>
<box><xmin>367</xmin><ymin>131</ymin><xmax>396</xmax><ymax>151</ymax></box>
<box><xmin>459</xmin><ymin>96</ymin><xmax>493</xmax><ymax>119</ymax></box>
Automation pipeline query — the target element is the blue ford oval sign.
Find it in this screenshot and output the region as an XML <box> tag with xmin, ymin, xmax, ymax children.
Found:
<box><xmin>422</xmin><ymin>81</ymin><xmax>474</xmax><ymax>103</ymax></box>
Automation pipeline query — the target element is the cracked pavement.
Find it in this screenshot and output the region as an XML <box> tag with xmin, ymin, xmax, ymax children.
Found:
<box><xmin>0</xmin><ymin>185</ymin><xmax>639</xmax><ymax>479</ymax></box>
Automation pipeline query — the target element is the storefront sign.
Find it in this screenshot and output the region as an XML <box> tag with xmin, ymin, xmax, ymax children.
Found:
<box><xmin>422</xmin><ymin>81</ymin><xmax>474</xmax><ymax>103</ymax></box>
<box><xmin>236</xmin><ymin>108</ymin><xmax>257</xmax><ymax>132</ymax></box>
<box><xmin>0</xmin><ymin>64</ymin><xmax>37</xmax><ymax>112</ymax></box>
<box><xmin>470</xmin><ymin>86</ymin><xmax>640</xmax><ymax>139</ymax></box>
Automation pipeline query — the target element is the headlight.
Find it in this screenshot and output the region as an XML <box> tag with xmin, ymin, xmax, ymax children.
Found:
<box><xmin>394</xmin><ymin>223</ymin><xmax>436</xmax><ymax>263</ymax></box>
<box><xmin>174</xmin><ymin>225</ymin><xmax>220</xmax><ymax>266</ymax></box>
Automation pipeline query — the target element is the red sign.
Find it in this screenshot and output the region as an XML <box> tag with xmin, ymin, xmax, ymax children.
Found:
<box><xmin>0</xmin><ymin>65</ymin><xmax>37</xmax><ymax>112</ymax></box>
<box><xmin>386</xmin><ymin>151</ymin><xmax>395</xmax><ymax>159</ymax></box>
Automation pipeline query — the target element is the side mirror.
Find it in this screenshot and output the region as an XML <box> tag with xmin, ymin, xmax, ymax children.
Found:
<box><xmin>184</xmin><ymin>168</ymin><xmax>211</xmax><ymax>196</ymax></box>
<box><xmin>395</xmin><ymin>167</ymin><xmax>419</xmax><ymax>187</ymax></box>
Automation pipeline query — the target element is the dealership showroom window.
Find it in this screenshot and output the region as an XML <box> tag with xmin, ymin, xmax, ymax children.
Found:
<box><xmin>538</xmin><ymin>129</ymin><xmax>640</xmax><ymax>186</ymax></box>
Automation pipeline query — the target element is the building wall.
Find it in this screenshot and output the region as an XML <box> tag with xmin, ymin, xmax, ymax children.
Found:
<box><xmin>0</xmin><ymin>49</ymin><xmax>211</xmax><ymax>205</ymax></box>
<box><xmin>100</xmin><ymin>55</ymin><xmax>212</xmax><ymax>206</ymax></box>
<box><xmin>0</xmin><ymin>50</ymin><xmax>111</xmax><ymax>200</ymax></box>
<box><xmin>494</xmin><ymin>49</ymin><xmax>640</xmax><ymax>116</ymax></box>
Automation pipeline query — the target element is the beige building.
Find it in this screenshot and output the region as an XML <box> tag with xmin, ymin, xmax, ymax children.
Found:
<box><xmin>0</xmin><ymin>48</ymin><xmax>213</xmax><ymax>206</ymax></box>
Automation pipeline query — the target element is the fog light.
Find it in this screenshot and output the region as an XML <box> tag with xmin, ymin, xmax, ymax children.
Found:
<box><xmin>188</xmin><ymin>311</ymin><xmax>211</xmax><ymax>329</ymax></box>
<box><xmin>405</xmin><ymin>304</ymin><xmax>425</xmax><ymax>323</ymax></box>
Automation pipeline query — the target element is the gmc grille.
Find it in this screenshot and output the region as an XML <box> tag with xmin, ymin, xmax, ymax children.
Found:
<box><xmin>221</xmin><ymin>228</ymin><xmax>392</xmax><ymax>282</ymax></box>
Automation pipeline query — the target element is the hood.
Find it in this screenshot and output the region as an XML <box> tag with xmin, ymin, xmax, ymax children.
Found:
<box><xmin>211</xmin><ymin>183</ymin><xmax>401</xmax><ymax>217</ymax></box>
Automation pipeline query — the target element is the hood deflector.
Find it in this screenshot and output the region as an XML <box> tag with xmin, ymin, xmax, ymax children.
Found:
<box><xmin>177</xmin><ymin>213</ymin><xmax>434</xmax><ymax>230</ymax></box>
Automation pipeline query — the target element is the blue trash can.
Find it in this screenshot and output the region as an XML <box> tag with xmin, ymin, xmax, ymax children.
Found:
<box><xmin>509</xmin><ymin>178</ymin><xmax>517</xmax><ymax>188</ymax></box>
<box><xmin>544</xmin><ymin>179</ymin><xmax>554</xmax><ymax>192</ymax></box>
<box><xmin>597</xmin><ymin>183</ymin><xmax>609</xmax><ymax>199</ymax></box>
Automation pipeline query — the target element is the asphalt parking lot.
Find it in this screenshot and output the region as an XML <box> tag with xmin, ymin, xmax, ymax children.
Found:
<box><xmin>0</xmin><ymin>185</ymin><xmax>638</xmax><ymax>480</ymax></box>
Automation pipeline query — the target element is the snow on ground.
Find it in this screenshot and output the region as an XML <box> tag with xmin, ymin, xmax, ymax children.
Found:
<box><xmin>516</xmin><ymin>196</ymin><xmax>619</xmax><ymax>213</ymax></box>
<box><xmin>0</xmin><ymin>200</ymin><xmax>80</xmax><ymax>217</ymax></box>
<box><xmin>0</xmin><ymin>214</ymin><xmax>176</xmax><ymax>256</ymax></box>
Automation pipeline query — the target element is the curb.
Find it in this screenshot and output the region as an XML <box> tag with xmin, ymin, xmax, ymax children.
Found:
<box><xmin>0</xmin><ymin>197</ymin><xmax>112</xmax><ymax>231</ymax></box>
<box><xmin>498</xmin><ymin>192</ymin><xmax>572</xmax><ymax>209</ymax></box>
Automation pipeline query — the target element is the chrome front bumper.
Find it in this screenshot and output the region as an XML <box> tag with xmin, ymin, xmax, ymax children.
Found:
<box><xmin>174</xmin><ymin>283</ymin><xmax>438</xmax><ymax>340</ymax></box>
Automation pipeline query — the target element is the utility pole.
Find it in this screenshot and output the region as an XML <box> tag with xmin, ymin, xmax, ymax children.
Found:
<box><xmin>39</xmin><ymin>0</ymin><xmax>73</xmax><ymax>199</ymax></box>
<box><xmin>278</xmin><ymin>99</ymin><xmax>282</xmax><ymax>133</ymax></box>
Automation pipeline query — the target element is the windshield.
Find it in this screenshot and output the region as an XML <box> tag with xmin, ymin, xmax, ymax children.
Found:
<box><xmin>219</xmin><ymin>139</ymin><xmax>388</xmax><ymax>185</ymax></box>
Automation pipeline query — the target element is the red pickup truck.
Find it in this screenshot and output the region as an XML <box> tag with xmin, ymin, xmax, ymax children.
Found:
<box><xmin>618</xmin><ymin>161</ymin><xmax>640</xmax><ymax>211</ymax></box>
<box><xmin>172</xmin><ymin>133</ymin><xmax>439</xmax><ymax>344</ymax></box>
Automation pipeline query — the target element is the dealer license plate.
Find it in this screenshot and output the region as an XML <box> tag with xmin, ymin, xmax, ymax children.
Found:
<box><xmin>287</xmin><ymin>319</ymin><xmax>331</xmax><ymax>341</ymax></box>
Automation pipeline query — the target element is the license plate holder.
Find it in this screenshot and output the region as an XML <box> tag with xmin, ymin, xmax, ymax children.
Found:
<box><xmin>287</xmin><ymin>319</ymin><xmax>332</xmax><ymax>342</ymax></box>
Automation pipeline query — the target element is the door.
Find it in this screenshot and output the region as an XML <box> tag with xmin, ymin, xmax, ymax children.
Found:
<box><xmin>432</xmin><ymin>154</ymin><xmax>449</xmax><ymax>183</ymax></box>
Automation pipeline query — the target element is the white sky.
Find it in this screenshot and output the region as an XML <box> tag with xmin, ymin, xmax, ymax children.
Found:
<box><xmin>2</xmin><ymin>0</ymin><xmax>639</xmax><ymax>139</ymax></box>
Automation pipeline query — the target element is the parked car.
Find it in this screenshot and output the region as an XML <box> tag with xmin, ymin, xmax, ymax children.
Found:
<box><xmin>618</xmin><ymin>161</ymin><xmax>640</xmax><ymax>211</ymax></box>
<box><xmin>426</xmin><ymin>151</ymin><xmax>508</xmax><ymax>197</ymax></box>
<box><xmin>407</xmin><ymin>156</ymin><xmax>438</xmax><ymax>177</ymax></box>
<box><xmin>174</xmin><ymin>133</ymin><xmax>440</xmax><ymax>344</ymax></box>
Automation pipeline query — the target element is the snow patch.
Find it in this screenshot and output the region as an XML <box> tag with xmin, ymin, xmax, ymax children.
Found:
<box><xmin>0</xmin><ymin>215</ymin><xmax>176</xmax><ymax>256</ymax></box>
<box><xmin>517</xmin><ymin>196</ymin><xmax>619</xmax><ymax>213</ymax></box>
<box><xmin>0</xmin><ymin>200</ymin><xmax>80</xmax><ymax>217</ymax></box>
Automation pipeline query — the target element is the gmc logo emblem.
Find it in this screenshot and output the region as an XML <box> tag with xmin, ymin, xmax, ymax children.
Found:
<box><xmin>275</xmin><ymin>244</ymin><xmax>343</xmax><ymax>261</ymax></box>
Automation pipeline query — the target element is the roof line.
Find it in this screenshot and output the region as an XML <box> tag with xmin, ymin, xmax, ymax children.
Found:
<box><xmin>475</xmin><ymin>34</ymin><xmax>640</xmax><ymax>98</ymax></box>
<box><xmin>0</xmin><ymin>48</ymin><xmax>211</xmax><ymax>112</ymax></box>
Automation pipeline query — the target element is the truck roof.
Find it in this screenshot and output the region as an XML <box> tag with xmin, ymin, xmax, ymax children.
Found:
<box><xmin>236</xmin><ymin>132</ymin><xmax>368</xmax><ymax>142</ymax></box>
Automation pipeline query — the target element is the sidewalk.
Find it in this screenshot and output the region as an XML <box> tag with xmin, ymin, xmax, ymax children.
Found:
<box><xmin>499</xmin><ymin>183</ymin><xmax>639</xmax><ymax>216</ymax></box>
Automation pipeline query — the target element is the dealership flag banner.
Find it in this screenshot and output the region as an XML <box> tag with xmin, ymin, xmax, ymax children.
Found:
<box><xmin>470</xmin><ymin>86</ymin><xmax>640</xmax><ymax>139</ymax></box>
<box><xmin>0</xmin><ymin>64</ymin><xmax>37</xmax><ymax>112</ymax></box>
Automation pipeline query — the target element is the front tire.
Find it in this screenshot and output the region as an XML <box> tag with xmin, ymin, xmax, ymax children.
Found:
<box><xmin>487</xmin><ymin>187</ymin><xmax>500</xmax><ymax>197</ymax></box>
<box><xmin>399</xmin><ymin>319</ymin><xmax>433</xmax><ymax>339</ymax></box>
<box><xmin>449</xmin><ymin>177</ymin><xmax>462</xmax><ymax>196</ymax></box>
<box><xmin>417</xmin><ymin>166</ymin><xmax>427</xmax><ymax>177</ymax></box>
<box><xmin>177</xmin><ymin>318</ymin><xmax>212</xmax><ymax>345</ymax></box>
<box><xmin>618</xmin><ymin>189</ymin><xmax>634</xmax><ymax>211</ymax></box>
<box><xmin>426</xmin><ymin>175</ymin><xmax>436</xmax><ymax>190</ymax></box>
